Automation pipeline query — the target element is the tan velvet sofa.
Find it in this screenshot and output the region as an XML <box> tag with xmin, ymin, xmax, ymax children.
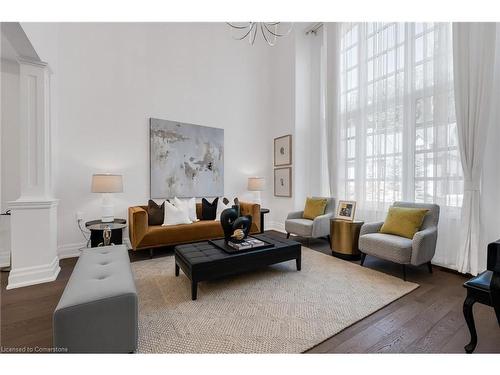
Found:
<box><xmin>128</xmin><ymin>201</ymin><xmax>261</xmax><ymax>252</ymax></box>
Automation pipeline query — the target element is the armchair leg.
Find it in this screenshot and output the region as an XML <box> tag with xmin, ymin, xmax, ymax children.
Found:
<box><xmin>494</xmin><ymin>306</ymin><xmax>500</xmax><ymax>326</ymax></box>
<box><xmin>426</xmin><ymin>261</ymin><xmax>433</xmax><ymax>274</ymax></box>
<box><xmin>360</xmin><ymin>252</ymin><xmax>366</xmax><ymax>266</ymax></box>
<box><xmin>402</xmin><ymin>265</ymin><xmax>407</xmax><ymax>281</ymax></box>
<box><xmin>286</xmin><ymin>233</ymin><xmax>290</xmax><ymax>239</ymax></box>
<box><xmin>149</xmin><ymin>248</ymin><xmax>154</xmax><ymax>259</ymax></box>
<box><xmin>463</xmin><ymin>295</ymin><xmax>478</xmax><ymax>353</ymax></box>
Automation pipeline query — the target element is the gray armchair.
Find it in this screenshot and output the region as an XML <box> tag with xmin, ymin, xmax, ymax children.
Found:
<box><xmin>358</xmin><ymin>201</ymin><xmax>440</xmax><ymax>280</ymax></box>
<box><xmin>285</xmin><ymin>197</ymin><xmax>335</xmax><ymax>241</ymax></box>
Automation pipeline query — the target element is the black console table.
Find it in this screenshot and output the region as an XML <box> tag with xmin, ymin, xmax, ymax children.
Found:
<box><xmin>260</xmin><ymin>208</ymin><xmax>270</xmax><ymax>233</ymax></box>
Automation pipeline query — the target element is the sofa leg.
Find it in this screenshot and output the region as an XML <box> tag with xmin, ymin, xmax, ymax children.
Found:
<box><xmin>286</xmin><ymin>233</ymin><xmax>290</xmax><ymax>239</ymax></box>
<box><xmin>149</xmin><ymin>248</ymin><xmax>153</xmax><ymax>259</ymax></box>
<box><xmin>360</xmin><ymin>252</ymin><xmax>366</xmax><ymax>266</ymax></box>
<box><xmin>402</xmin><ymin>265</ymin><xmax>407</xmax><ymax>281</ymax></box>
<box><xmin>426</xmin><ymin>261</ymin><xmax>433</xmax><ymax>274</ymax></box>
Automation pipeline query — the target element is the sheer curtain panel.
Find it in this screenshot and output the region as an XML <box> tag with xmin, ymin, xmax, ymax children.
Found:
<box><xmin>336</xmin><ymin>23</ymin><xmax>462</xmax><ymax>269</ymax></box>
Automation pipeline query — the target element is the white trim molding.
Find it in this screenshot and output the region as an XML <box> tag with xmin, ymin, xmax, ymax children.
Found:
<box><xmin>58</xmin><ymin>242</ymin><xmax>85</xmax><ymax>259</ymax></box>
<box><xmin>6</xmin><ymin>256</ymin><xmax>60</xmax><ymax>290</ymax></box>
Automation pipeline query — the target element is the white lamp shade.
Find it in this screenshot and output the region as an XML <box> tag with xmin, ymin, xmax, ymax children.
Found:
<box><xmin>247</xmin><ymin>177</ymin><xmax>265</xmax><ymax>191</ymax></box>
<box><xmin>91</xmin><ymin>174</ymin><xmax>123</xmax><ymax>193</ymax></box>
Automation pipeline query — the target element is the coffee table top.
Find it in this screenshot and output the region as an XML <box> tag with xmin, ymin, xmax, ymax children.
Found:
<box><xmin>175</xmin><ymin>233</ymin><xmax>300</xmax><ymax>266</ymax></box>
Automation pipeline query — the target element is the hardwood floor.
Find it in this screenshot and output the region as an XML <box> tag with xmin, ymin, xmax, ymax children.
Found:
<box><xmin>1</xmin><ymin>230</ymin><xmax>499</xmax><ymax>353</ymax></box>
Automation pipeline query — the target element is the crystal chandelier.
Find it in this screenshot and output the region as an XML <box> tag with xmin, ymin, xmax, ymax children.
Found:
<box><xmin>227</xmin><ymin>22</ymin><xmax>293</xmax><ymax>46</ymax></box>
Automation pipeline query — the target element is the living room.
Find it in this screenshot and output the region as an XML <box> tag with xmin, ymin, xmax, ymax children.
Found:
<box><xmin>1</xmin><ymin>0</ymin><xmax>500</xmax><ymax>372</ymax></box>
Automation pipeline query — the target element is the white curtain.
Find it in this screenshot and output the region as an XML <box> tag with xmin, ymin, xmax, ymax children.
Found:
<box><xmin>335</xmin><ymin>23</ymin><xmax>463</xmax><ymax>269</ymax></box>
<box><xmin>453</xmin><ymin>23</ymin><xmax>497</xmax><ymax>275</ymax></box>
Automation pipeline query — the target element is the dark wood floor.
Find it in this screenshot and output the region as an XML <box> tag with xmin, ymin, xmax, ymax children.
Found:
<box><xmin>1</xmin><ymin>230</ymin><xmax>499</xmax><ymax>353</ymax></box>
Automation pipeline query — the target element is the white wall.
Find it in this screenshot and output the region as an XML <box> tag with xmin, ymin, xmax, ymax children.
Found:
<box><xmin>1</xmin><ymin>59</ymin><xmax>20</xmax><ymax>211</ymax></box>
<box><xmin>22</xmin><ymin>23</ymin><xmax>273</xmax><ymax>255</ymax></box>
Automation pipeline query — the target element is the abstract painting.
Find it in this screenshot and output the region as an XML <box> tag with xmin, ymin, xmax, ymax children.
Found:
<box><xmin>150</xmin><ymin>118</ymin><xmax>224</xmax><ymax>198</ymax></box>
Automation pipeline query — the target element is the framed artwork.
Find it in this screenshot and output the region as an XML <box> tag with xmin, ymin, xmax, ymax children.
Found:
<box><xmin>150</xmin><ymin>118</ymin><xmax>224</xmax><ymax>199</ymax></box>
<box><xmin>336</xmin><ymin>200</ymin><xmax>357</xmax><ymax>221</ymax></box>
<box><xmin>274</xmin><ymin>167</ymin><xmax>292</xmax><ymax>197</ymax></box>
<box><xmin>274</xmin><ymin>134</ymin><xmax>292</xmax><ymax>166</ymax></box>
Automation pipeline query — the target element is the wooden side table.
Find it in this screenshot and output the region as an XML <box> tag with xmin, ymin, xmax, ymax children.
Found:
<box><xmin>330</xmin><ymin>219</ymin><xmax>364</xmax><ymax>260</ymax></box>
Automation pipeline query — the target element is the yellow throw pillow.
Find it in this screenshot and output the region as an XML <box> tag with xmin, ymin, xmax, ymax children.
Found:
<box><xmin>303</xmin><ymin>198</ymin><xmax>328</xmax><ymax>220</ymax></box>
<box><xmin>379</xmin><ymin>207</ymin><xmax>429</xmax><ymax>239</ymax></box>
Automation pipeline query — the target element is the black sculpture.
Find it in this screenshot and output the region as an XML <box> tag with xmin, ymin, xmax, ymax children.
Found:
<box><xmin>220</xmin><ymin>206</ymin><xmax>252</xmax><ymax>243</ymax></box>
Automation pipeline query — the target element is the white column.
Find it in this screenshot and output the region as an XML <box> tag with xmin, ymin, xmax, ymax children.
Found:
<box><xmin>7</xmin><ymin>58</ymin><xmax>59</xmax><ymax>289</ymax></box>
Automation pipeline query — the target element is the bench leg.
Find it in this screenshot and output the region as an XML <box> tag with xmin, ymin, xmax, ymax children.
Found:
<box><xmin>286</xmin><ymin>233</ymin><xmax>290</xmax><ymax>239</ymax></box>
<box><xmin>296</xmin><ymin>257</ymin><xmax>301</xmax><ymax>271</ymax></box>
<box><xmin>191</xmin><ymin>281</ymin><xmax>198</xmax><ymax>300</ymax></box>
<box><xmin>175</xmin><ymin>263</ymin><xmax>179</xmax><ymax>277</ymax></box>
<box><xmin>463</xmin><ymin>295</ymin><xmax>478</xmax><ymax>353</ymax></box>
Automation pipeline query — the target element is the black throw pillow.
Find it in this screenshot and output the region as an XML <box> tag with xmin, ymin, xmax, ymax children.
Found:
<box><xmin>201</xmin><ymin>197</ymin><xmax>218</xmax><ymax>220</ymax></box>
<box><xmin>147</xmin><ymin>199</ymin><xmax>165</xmax><ymax>226</ymax></box>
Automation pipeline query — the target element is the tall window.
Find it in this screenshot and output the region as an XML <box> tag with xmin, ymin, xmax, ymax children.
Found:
<box><xmin>338</xmin><ymin>23</ymin><xmax>462</xmax><ymax>213</ymax></box>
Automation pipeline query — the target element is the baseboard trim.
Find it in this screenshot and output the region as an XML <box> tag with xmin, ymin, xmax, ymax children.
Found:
<box><xmin>7</xmin><ymin>256</ymin><xmax>60</xmax><ymax>289</ymax></box>
<box><xmin>58</xmin><ymin>242</ymin><xmax>85</xmax><ymax>259</ymax></box>
<box><xmin>267</xmin><ymin>221</ymin><xmax>286</xmax><ymax>233</ymax></box>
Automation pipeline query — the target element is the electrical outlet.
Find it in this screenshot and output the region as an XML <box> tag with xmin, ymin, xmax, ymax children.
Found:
<box><xmin>76</xmin><ymin>211</ymin><xmax>83</xmax><ymax>222</ymax></box>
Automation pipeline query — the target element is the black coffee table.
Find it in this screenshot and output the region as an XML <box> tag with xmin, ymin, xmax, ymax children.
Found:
<box><xmin>174</xmin><ymin>233</ymin><xmax>301</xmax><ymax>300</ymax></box>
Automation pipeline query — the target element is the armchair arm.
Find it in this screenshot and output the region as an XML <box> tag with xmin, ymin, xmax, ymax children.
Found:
<box><xmin>128</xmin><ymin>206</ymin><xmax>148</xmax><ymax>250</ymax></box>
<box><xmin>312</xmin><ymin>212</ymin><xmax>334</xmax><ymax>238</ymax></box>
<box><xmin>286</xmin><ymin>211</ymin><xmax>304</xmax><ymax>220</ymax></box>
<box><xmin>360</xmin><ymin>221</ymin><xmax>384</xmax><ymax>236</ymax></box>
<box><xmin>411</xmin><ymin>227</ymin><xmax>438</xmax><ymax>266</ymax></box>
<box><xmin>239</xmin><ymin>201</ymin><xmax>261</xmax><ymax>233</ymax></box>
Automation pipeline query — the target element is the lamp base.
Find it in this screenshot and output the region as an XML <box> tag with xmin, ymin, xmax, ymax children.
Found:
<box><xmin>101</xmin><ymin>197</ymin><xmax>114</xmax><ymax>223</ymax></box>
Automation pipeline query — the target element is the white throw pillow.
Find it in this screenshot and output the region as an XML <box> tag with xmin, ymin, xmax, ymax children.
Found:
<box><xmin>215</xmin><ymin>198</ymin><xmax>232</xmax><ymax>221</ymax></box>
<box><xmin>162</xmin><ymin>200</ymin><xmax>192</xmax><ymax>226</ymax></box>
<box><xmin>173</xmin><ymin>197</ymin><xmax>198</xmax><ymax>222</ymax></box>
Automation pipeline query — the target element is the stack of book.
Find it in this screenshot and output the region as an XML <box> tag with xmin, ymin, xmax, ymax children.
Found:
<box><xmin>227</xmin><ymin>238</ymin><xmax>266</xmax><ymax>251</ymax></box>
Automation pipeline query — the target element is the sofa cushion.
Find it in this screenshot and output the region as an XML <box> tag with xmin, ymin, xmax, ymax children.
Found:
<box><xmin>201</xmin><ymin>198</ymin><xmax>218</xmax><ymax>220</ymax></box>
<box><xmin>141</xmin><ymin>220</ymin><xmax>225</xmax><ymax>248</ymax></box>
<box><xmin>285</xmin><ymin>218</ymin><xmax>313</xmax><ymax>237</ymax></box>
<box><xmin>147</xmin><ymin>199</ymin><xmax>164</xmax><ymax>226</ymax></box>
<box><xmin>359</xmin><ymin>233</ymin><xmax>413</xmax><ymax>264</ymax></box>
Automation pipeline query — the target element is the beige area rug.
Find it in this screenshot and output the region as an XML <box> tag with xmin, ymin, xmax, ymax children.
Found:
<box><xmin>132</xmin><ymin>247</ymin><xmax>418</xmax><ymax>353</ymax></box>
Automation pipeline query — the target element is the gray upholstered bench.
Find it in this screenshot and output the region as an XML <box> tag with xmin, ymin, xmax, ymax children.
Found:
<box><xmin>53</xmin><ymin>245</ymin><xmax>138</xmax><ymax>353</ymax></box>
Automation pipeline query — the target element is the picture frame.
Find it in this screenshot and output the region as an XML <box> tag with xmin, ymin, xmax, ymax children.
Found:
<box><xmin>274</xmin><ymin>167</ymin><xmax>292</xmax><ymax>197</ymax></box>
<box><xmin>336</xmin><ymin>200</ymin><xmax>356</xmax><ymax>221</ymax></box>
<box><xmin>274</xmin><ymin>134</ymin><xmax>292</xmax><ymax>166</ymax></box>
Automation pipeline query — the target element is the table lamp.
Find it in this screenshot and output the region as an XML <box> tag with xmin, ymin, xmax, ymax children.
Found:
<box><xmin>91</xmin><ymin>174</ymin><xmax>123</xmax><ymax>222</ymax></box>
<box><xmin>247</xmin><ymin>177</ymin><xmax>265</xmax><ymax>205</ymax></box>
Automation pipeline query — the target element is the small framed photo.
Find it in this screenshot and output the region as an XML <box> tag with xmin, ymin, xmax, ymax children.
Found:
<box><xmin>336</xmin><ymin>200</ymin><xmax>356</xmax><ymax>221</ymax></box>
<box><xmin>274</xmin><ymin>167</ymin><xmax>292</xmax><ymax>197</ymax></box>
<box><xmin>274</xmin><ymin>134</ymin><xmax>292</xmax><ymax>166</ymax></box>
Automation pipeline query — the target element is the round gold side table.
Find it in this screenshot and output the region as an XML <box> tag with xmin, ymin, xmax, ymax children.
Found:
<box><xmin>330</xmin><ymin>219</ymin><xmax>364</xmax><ymax>260</ymax></box>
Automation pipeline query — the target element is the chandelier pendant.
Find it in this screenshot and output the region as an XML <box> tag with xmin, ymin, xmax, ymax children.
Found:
<box><xmin>227</xmin><ymin>22</ymin><xmax>293</xmax><ymax>46</ymax></box>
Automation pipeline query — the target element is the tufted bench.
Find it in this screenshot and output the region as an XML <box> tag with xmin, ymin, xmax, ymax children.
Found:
<box><xmin>53</xmin><ymin>245</ymin><xmax>138</xmax><ymax>353</ymax></box>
